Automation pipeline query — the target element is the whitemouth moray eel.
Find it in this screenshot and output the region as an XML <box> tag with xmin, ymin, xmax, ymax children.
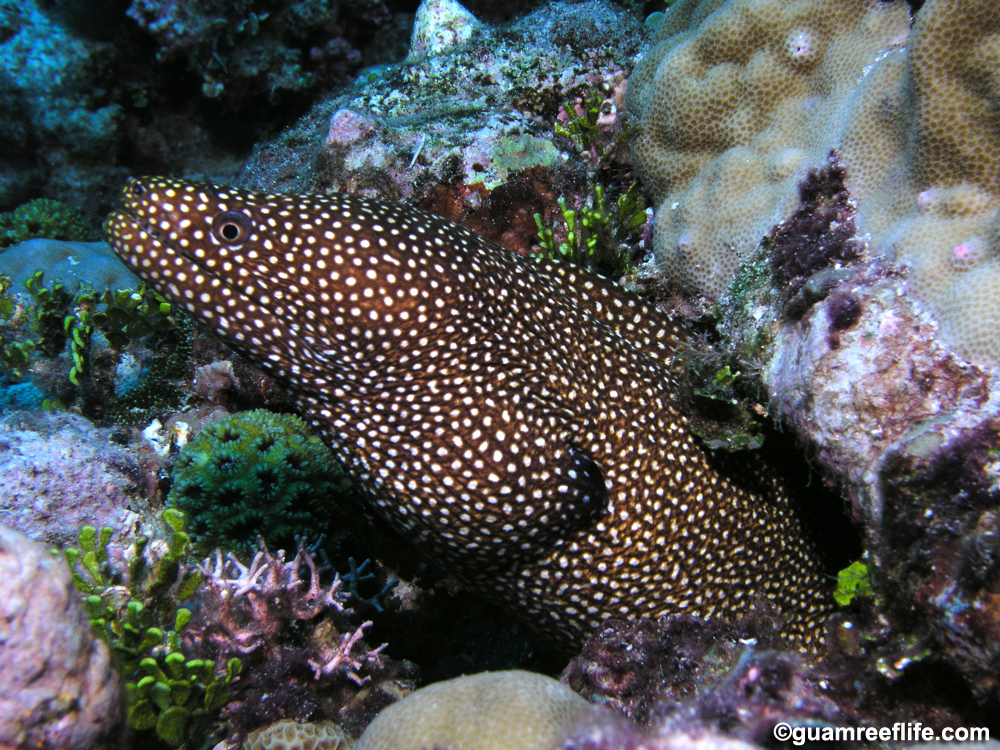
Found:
<box><xmin>105</xmin><ymin>177</ymin><xmax>831</xmax><ymax>651</ymax></box>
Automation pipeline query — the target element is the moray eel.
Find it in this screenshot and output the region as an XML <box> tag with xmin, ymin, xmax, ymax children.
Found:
<box><xmin>105</xmin><ymin>177</ymin><xmax>831</xmax><ymax>651</ymax></box>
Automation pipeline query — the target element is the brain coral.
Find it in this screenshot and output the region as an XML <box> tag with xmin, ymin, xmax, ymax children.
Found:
<box><xmin>627</xmin><ymin>0</ymin><xmax>1000</xmax><ymax>367</ymax></box>
<box><xmin>353</xmin><ymin>670</ymin><xmax>592</xmax><ymax>750</ymax></box>
<box><xmin>243</xmin><ymin>719</ymin><xmax>350</xmax><ymax>750</ymax></box>
<box><xmin>168</xmin><ymin>410</ymin><xmax>354</xmax><ymax>553</ymax></box>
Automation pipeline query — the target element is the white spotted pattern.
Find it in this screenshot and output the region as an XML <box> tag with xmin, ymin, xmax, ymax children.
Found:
<box><xmin>105</xmin><ymin>177</ymin><xmax>831</xmax><ymax>651</ymax></box>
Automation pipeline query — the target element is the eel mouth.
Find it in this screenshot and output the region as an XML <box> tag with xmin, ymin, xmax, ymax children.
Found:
<box><xmin>104</xmin><ymin>204</ymin><xmax>199</xmax><ymax>268</ymax></box>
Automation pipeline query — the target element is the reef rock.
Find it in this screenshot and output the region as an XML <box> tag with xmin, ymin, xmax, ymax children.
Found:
<box><xmin>405</xmin><ymin>0</ymin><xmax>482</xmax><ymax>62</ymax></box>
<box><xmin>0</xmin><ymin>239</ymin><xmax>139</xmax><ymax>291</ymax></box>
<box><xmin>239</xmin><ymin>0</ymin><xmax>644</xmax><ymax>255</ymax></box>
<box><xmin>0</xmin><ymin>524</ymin><xmax>124</xmax><ymax>749</ymax></box>
<box><xmin>0</xmin><ymin>411</ymin><xmax>143</xmax><ymax>548</ymax></box>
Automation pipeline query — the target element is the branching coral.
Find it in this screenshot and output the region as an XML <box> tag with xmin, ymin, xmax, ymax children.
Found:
<box><xmin>66</xmin><ymin>506</ymin><xmax>405</xmax><ymax>746</ymax></box>
<box><xmin>190</xmin><ymin>544</ymin><xmax>355</xmax><ymax>664</ymax></box>
<box><xmin>185</xmin><ymin>539</ymin><xmax>404</xmax><ymax>743</ymax></box>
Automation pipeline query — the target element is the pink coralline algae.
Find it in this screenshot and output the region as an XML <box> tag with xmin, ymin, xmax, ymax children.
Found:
<box><xmin>0</xmin><ymin>411</ymin><xmax>142</xmax><ymax>547</ymax></box>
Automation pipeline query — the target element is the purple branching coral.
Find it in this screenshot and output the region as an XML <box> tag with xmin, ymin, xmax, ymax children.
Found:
<box><xmin>191</xmin><ymin>544</ymin><xmax>385</xmax><ymax>683</ymax></box>
<box><xmin>186</xmin><ymin>541</ymin><xmax>410</xmax><ymax>740</ymax></box>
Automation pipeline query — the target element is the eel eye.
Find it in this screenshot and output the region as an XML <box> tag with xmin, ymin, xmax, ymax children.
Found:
<box><xmin>213</xmin><ymin>211</ymin><xmax>251</xmax><ymax>243</ymax></box>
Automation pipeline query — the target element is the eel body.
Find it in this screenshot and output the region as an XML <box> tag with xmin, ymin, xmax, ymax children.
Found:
<box><xmin>105</xmin><ymin>177</ymin><xmax>831</xmax><ymax>651</ymax></box>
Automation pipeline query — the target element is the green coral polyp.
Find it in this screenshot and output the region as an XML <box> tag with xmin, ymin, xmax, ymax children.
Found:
<box><xmin>0</xmin><ymin>197</ymin><xmax>100</xmax><ymax>249</ymax></box>
<box><xmin>168</xmin><ymin>410</ymin><xmax>353</xmax><ymax>554</ymax></box>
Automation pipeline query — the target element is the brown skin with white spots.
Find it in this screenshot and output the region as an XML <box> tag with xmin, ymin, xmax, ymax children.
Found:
<box><xmin>105</xmin><ymin>177</ymin><xmax>831</xmax><ymax>652</ymax></box>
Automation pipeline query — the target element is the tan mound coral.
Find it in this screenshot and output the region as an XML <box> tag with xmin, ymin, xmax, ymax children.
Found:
<box><xmin>243</xmin><ymin>720</ymin><xmax>351</xmax><ymax>750</ymax></box>
<box><xmin>627</xmin><ymin>0</ymin><xmax>1000</xmax><ymax>367</ymax></box>
<box><xmin>843</xmin><ymin>0</ymin><xmax>1000</xmax><ymax>367</ymax></box>
<box><xmin>353</xmin><ymin>670</ymin><xmax>592</xmax><ymax>750</ymax></box>
<box><xmin>626</xmin><ymin>0</ymin><xmax>910</xmax><ymax>298</ymax></box>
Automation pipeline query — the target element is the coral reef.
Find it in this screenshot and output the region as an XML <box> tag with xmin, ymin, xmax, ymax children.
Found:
<box><xmin>190</xmin><ymin>541</ymin><xmax>416</xmax><ymax>743</ymax></box>
<box><xmin>239</xmin><ymin>0</ymin><xmax>646</xmax><ymax>261</ymax></box>
<box><xmin>766</xmin><ymin>153</ymin><xmax>861</xmax><ymax>312</ymax></box>
<box><xmin>0</xmin><ymin>0</ymin><xmax>414</xmax><ymax>219</ymax></box>
<box><xmin>0</xmin><ymin>0</ymin><xmax>129</xmax><ymax>212</ymax></box>
<box><xmin>0</xmin><ymin>261</ymin><xmax>187</xmax><ymax>421</ymax></box>
<box><xmin>561</xmin><ymin>613</ymin><xmax>996</xmax><ymax>746</ymax></box>
<box><xmin>125</xmin><ymin>0</ymin><xmax>392</xmax><ymax>106</ymax></box>
<box><xmin>405</xmin><ymin>0</ymin><xmax>483</xmax><ymax>62</ymax></box>
<box><xmin>354</xmin><ymin>670</ymin><xmax>593</xmax><ymax>750</ymax></box>
<box><xmin>63</xmin><ymin>503</ymin><xmax>411</xmax><ymax>747</ymax></box>
<box><xmin>167</xmin><ymin>409</ymin><xmax>357</xmax><ymax>555</ymax></box>
<box><xmin>624</xmin><ymin>0</ymin><xmax>1000</xmax><ymax>710</ymax></box>
<box><xmin>626</xmin><ymin>0</ymin><xmax>910</xmax><ymax>299</ymax></box>
<box><xmin>0</xmin><ymin>524</ymin><xmax>124</xmax><ymax>749</ymax></box>
<box><xmin>64</xmin><ymin>508</ymin><xmax>238</xmax><ymax>746</ymax></box>
<box><xmin>562</xmin><ymin>615</ymin><xmax>784</xmax><ymax>723</ymax></box>
<box><xmin>534</xmin><ymin>91</ymin><xmax>650</xmax><ymax>276</ymax></box>
<box><xmin>628</xmin><ymin>0</ymin><xmax>1000</xmax><ymax>369</ymax></box>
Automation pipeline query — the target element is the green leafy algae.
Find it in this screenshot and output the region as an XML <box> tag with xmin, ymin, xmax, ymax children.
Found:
<box><xmin>834</xmin><ymin>560</ymin><xmax>874</xmax><ymax>606</ymax></box>
<box><xmin>65</xmin><ymin>509</ymin><xmax>241</xmax><ymax>747</ymax></box>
